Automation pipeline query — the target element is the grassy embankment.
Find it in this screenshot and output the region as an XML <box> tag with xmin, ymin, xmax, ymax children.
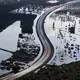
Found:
<box><xmin>17</xmin><ymin>61</ymin><xmax>80</xmax><ymax>80</ymax></box>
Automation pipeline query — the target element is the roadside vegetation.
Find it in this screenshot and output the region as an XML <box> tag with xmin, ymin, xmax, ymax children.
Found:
<box><xmin>17</xmin><ymin>61</ymin><xmax>80</xmax><ymax>80</ymax></box>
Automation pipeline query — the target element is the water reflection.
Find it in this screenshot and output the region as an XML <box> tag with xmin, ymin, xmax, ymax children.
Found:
<box><xmin>0</xmin><ymin>21</ymin><xmax>21</xmax><ymax>51</ymax></box>
<box><xmin>0</xmin><ymin>50</ymin><xmax>12</xmax><ymax>62</ymax></box>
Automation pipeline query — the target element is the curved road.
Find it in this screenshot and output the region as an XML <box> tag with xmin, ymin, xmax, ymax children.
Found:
<box><xmin>0</xmin><ymin>0</ymin><xmax>79</xmax><ymax>80</ymax></box>
<box><xmin>0</xmin><ymin>6</ymin><xmax>59</xmax><ymax>80</ymax></box>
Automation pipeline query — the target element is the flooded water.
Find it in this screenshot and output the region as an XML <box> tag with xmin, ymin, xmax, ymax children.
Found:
<box><xmin>0</xmin><ymin>21</ymin><xmax>21</xmax><ymax>52</ymax></box>
<box><xmin>0</xmin><ymin>69</ymin><xmax>11</xmax><ymax>76</ymax></box>
<box><xmin>0</xmin><ymin>21</ymin><xmax>21</xmax><ymax>62</ymax></box>
<box><xmin>0</xmin><ymin>21</ymin><xmax>21</xmax><ymax>76</ymax></box>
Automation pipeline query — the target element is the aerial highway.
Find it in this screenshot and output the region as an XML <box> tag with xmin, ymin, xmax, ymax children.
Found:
<box><xmin>0</xmin><ymin>0</ymin><xmax>79</xmax><ymax>80</ymax></box>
